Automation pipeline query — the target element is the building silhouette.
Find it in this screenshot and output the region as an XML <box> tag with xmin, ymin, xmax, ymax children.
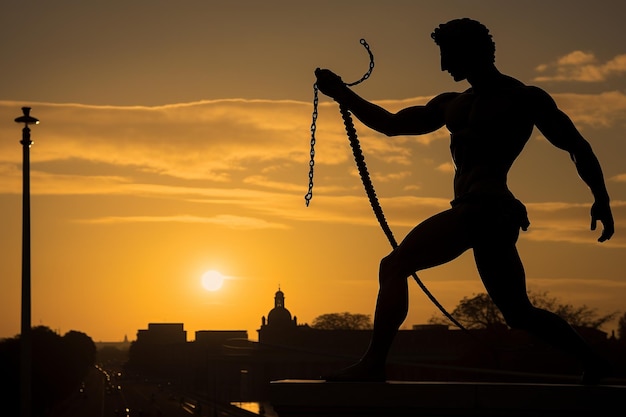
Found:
<box><xmin>137</xmin><ymin>323</ymin><xmax>187</xmax><ymax>344</ymax></box>
<box><xmin>258</xmin><ymin>287</ymin><xmax>302</xmax><ymax>345</ymax></box>
<box><xmin>262</xmin><ymin>287</ymin><xmax>297</xmax><ymax>328</ymax></box>
<box><xmin>121</xmin><ymin>287</ymin><xmax>622</xmax><ymax>406</ymax></box>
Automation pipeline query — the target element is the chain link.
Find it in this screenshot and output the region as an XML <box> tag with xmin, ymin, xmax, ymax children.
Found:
<box><xmin>304</xmin><ymin>83</ymin><xmax>319</xmax><ymax>206</ymax></box>
<box><xmin>346</xmin><ymin>39</ymin><xmax>375</xmax><ymax>87</ymax></box>
<box><xmin>305</xmin><ymin>39</ymin><xmax>374</xmax><ymax>206</ymax></box>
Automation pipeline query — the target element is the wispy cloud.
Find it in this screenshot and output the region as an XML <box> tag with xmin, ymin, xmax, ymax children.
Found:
<box><xmin>436</xmin><ymin>162</ymin><xmax>455</xmax><ymax>173</ymax></box>
<box><xmin>534</xmin><ymin>51</ymin><xmax>626</xmax><ymax>82</ymax></box>
<box><xmin>23</xmin><ymin>99</ymin><xmax>318</xmax><ymax>180</ymax></box>
<box><xmin>1</xmin><ymin>98</ymin><xmax>624</xmax><ymax>248</ymax></box>
<box><xmin>523</xmin><ymin>201</ymin><xmax>626</xmax><ymax>247</ymax></box>
<box><xmin>79</xmin><ymin>214</ymin><xmax>289</xmax><ymax>230</ymax></box>
<box><xmin>551</xmin><ymin>91</ymin><xmax>626</xmax><ymax>128</ymax></box>
<box><xmin>2</xmin><ymin>93</ymin><xmax>623</xmax><ymax>195</ymax></box>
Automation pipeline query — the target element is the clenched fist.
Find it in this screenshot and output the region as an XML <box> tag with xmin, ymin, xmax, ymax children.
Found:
<box><xmin>315</xmin><ymin>68</ymin><xmax>349</xmax><ymax>102</ymax></box>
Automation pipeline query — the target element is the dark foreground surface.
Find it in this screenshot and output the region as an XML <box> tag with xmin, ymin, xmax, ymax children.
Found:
<box><xmin>270</xmin><ymin>379</ymin><xmax>626</xmax><ymax>417</ymax></box>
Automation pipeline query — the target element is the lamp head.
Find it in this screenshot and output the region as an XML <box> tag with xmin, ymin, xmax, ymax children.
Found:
<box><xmin>14</xmin><ymin>107</ymin><xmax>39</xmax><ymax>126</ymax></box>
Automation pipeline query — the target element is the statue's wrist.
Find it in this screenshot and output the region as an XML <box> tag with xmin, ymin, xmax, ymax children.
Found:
<box><xmin>593</xmin><ymin>191</ymin><xmax>610</xmax><ymax>204</ymax></box>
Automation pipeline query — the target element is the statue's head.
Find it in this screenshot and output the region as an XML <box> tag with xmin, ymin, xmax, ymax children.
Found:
<box><xmin>431</xmin><ymin>18</ymin><xmax>496</xmax><ymax>81</ymax></box>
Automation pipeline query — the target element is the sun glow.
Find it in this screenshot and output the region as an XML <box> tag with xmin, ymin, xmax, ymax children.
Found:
<box><xmin>201</xmin><ymin>270</ymin><xmax>225</xmax><ymax>291</ymax></box>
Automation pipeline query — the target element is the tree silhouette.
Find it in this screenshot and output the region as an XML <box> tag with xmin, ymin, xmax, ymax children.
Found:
<box><xmin>311</xmin><ymin>312</ymin><xmax>373</xmax><ymax>330</ymax></box>
<box><xmin>0</xmin><ymin>336</ymin><xmax>20</xmax><ymax>416</ymax></box>
<box><xmin>63</xmin><ymin>330</ymin><xmax>97</xmax><ymax>383</ymax></box>
<box><xmin>430</xmin><ymin>293</ymin><xmax>503</xmax><ymax>330</ymax></box>
<box><xmin>0</xmin><ymin>326</ymin><xmax>96</xmax><ymax>416</ymax></box>
<box><xmin>429</xmin><ymin>291</ymin><xmax>617</xmax><ymax>330</ymax></box>
<box><xmin>617</xmin><ymin>312</ymin><xmax>626</xmax><ymax>341</ymax></box>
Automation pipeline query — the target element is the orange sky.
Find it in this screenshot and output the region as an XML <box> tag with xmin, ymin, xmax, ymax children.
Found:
<box><xmin>1</xmin><ymin>1</ymin><xmax>625</xmax><ymax>342</ymax></box>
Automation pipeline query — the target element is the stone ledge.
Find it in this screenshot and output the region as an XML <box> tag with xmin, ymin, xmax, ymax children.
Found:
<box><xmin>270</xmin><ymin>379</ymin><xmax>626</xmax><ymax>417</ymax></box>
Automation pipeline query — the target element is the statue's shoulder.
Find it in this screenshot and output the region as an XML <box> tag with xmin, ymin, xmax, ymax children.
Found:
<box><xmin>497</xmin><ymin>76</ymin><xmax>554</xmax><ymax>106</ymax></box>
<box><xmin>517</xmin><ymin>85</ymin><xmax>557</xmax><ymax>109</ymax></box>
<box><xmin>428</xmin><ymin>91</ymin><xmax>465</xmax><ymax>107</ymax></box>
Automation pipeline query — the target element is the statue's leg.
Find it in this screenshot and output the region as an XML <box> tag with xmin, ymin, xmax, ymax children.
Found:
<box><xmin>473</xmin><ymin>231</ymin><xmax>609</xmax><ymax>383</ymax></box>
<box><xmin>325</xmin><ymin>207</ymin><xmax>472</xmax><ymax>381</ymax></box>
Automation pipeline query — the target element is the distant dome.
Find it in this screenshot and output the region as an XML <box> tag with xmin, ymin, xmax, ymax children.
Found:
<box><xmin>266</xmin><ymin>287</ymin><xmax>294</xmax><ymax>327</ymax></box>
<box><xmin>268</xmin><ymin>306</ymin><xmax>292</xmax><ymax>325</ymax></box>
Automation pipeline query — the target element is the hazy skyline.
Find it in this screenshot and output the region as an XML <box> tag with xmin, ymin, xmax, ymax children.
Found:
<box><xmin>1</xmin><ymin>1</ymin><xmax>625</xmax><ymax>342</ymax></box>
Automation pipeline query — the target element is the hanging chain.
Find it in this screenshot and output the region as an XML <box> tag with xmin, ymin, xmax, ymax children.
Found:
<box><xmin>305</xmin><ymin>39</ymin><xmax>374</xmax><ymax>206</ymax></box>
<box><xmin>304</xmin><ymin>84</ymin><xmax>318</xmax><ymax>206</ymax></box>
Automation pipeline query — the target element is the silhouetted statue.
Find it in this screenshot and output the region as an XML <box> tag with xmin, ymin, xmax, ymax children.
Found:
<box><xmin>315</xmin><ymin>18</ymin><xmax>614</xmax><ymax>384</ymax></box>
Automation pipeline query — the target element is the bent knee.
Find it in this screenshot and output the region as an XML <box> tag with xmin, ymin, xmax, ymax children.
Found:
<box><xmin>379</xmin><ymin>253</ymin><xmax>411</xmax><ymax>285</ymax></box>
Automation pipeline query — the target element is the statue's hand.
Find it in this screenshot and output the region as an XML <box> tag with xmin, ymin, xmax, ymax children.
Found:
<box><xmin>591</xmin><ymin>200</ymin><xmax>614</xmax><ymax>242</ymax></box>
<box><xmin>315</xmin><ymin>68</ymin><xmax>348</xmax><ymax>101</ymax></box>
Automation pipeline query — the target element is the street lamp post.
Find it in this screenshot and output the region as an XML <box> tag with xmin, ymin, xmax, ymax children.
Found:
<box><xmin>15</xmin><ymin>107</ymin><xmax>39</xmax><ymax>417</ymax></box>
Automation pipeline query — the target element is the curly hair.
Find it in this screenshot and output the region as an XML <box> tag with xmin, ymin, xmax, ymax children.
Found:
<box><xmin>431</xmin><ymin>18</ymin><xmax>496</xmax><ymax>63</ymax></box>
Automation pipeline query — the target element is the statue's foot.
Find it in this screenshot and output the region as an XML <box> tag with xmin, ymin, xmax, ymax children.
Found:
<box><xmin>322</xmin><ymin>361</ymin><xmax>386</xmax><ymax>382</ymax></box>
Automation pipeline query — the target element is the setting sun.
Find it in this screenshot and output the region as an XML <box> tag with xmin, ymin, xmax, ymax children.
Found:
<box><xmin>201</xmin><ymin>270</ymin><xmax>225</xmax><ymax>292</ymax></box>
